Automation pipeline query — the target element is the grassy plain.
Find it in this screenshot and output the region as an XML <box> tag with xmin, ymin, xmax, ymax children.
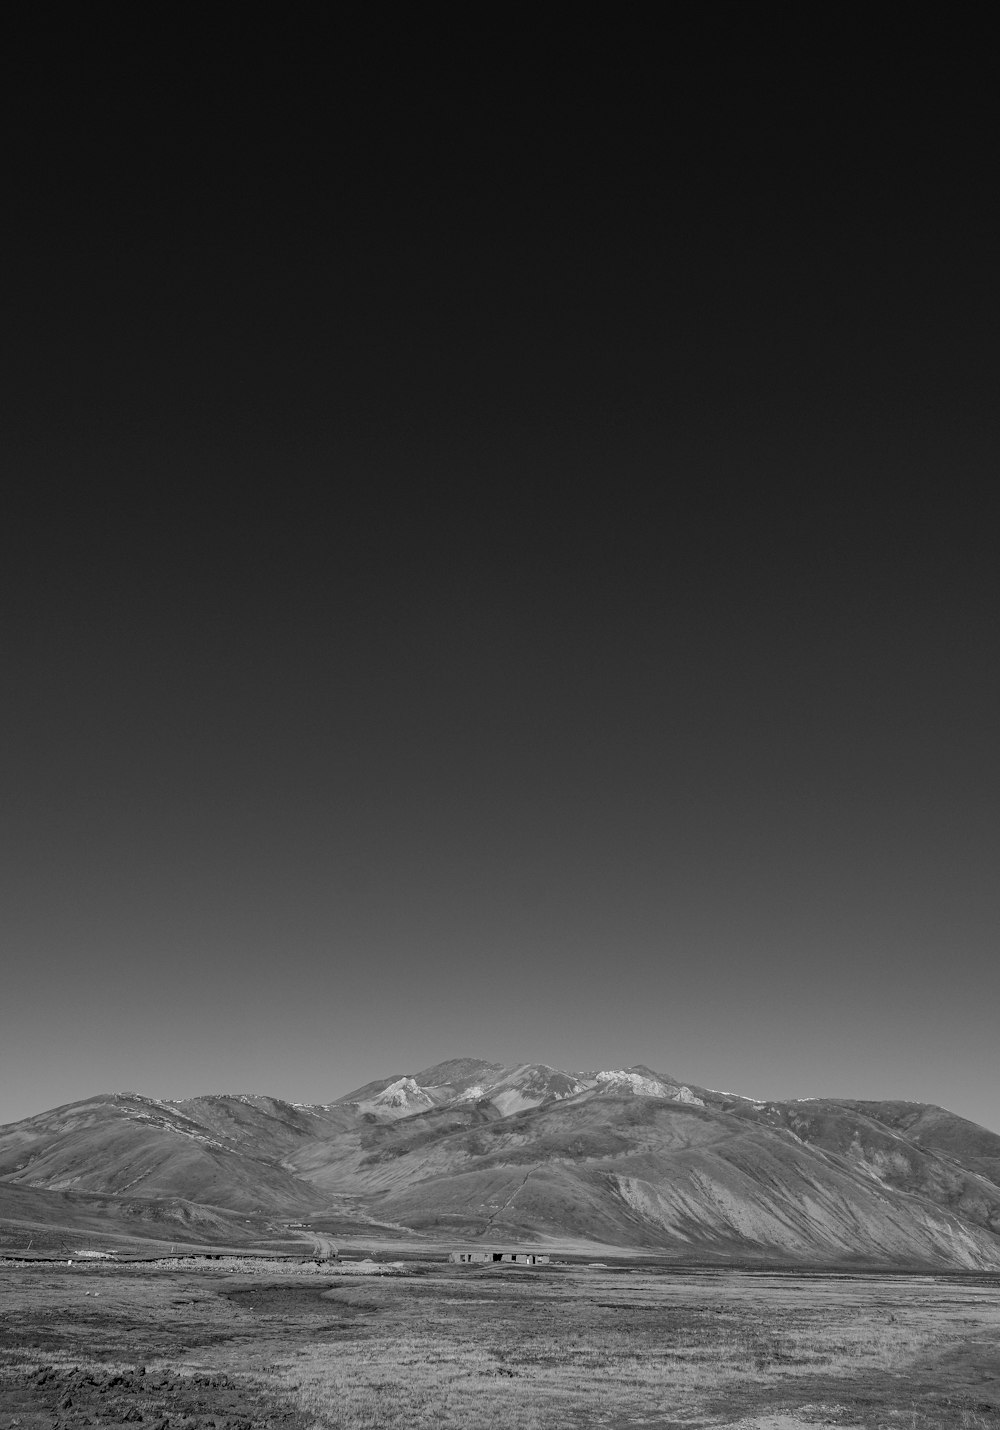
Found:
<box><xmin>2</xmin><ymin>1255</ymin><xmax>1000</xmax><ymax>1429</ymax></box>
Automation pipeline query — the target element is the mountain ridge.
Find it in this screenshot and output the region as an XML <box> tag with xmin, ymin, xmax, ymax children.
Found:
<box><xmin>3</xmin><ymin>1058</ymin><xmax>1000</xmax><ymax>1269</ymax></box>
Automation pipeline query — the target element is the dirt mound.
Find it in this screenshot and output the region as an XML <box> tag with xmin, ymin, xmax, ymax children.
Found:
<box><xmin>0</xmin><ymin>1362</ymin><xmax>309</xmax><ymax>1430</ymax></box>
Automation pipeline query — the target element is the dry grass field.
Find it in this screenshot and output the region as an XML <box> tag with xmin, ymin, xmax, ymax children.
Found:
<box><xmin>2</xmin><ymin>1255</ymin><xmax>1000</xmax><ymax>1429</ymax></box>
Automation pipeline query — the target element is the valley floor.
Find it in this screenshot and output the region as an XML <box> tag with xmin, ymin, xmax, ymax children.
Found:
<box><xmin>2</xmin><ymin>1257</ymin><xmax>1000</xmax><ymax>1429</ymax></box>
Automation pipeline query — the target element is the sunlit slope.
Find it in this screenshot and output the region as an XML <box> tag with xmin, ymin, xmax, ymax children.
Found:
<box><xmin>701</xmin><ymin>1097</ymin><xmax>1000</xmax><ymax>1238</ymax></box>
<box><xmin>3</xmin><ymin>1065</ymin><xmax>1000</xmax><ymax>1267</ymax></box>
<box><xmin>0</xmin><ymin>1094</ymin><xmax>326</xmax><ymax>1213</ymax></box>
<box><xmin>825</xmin><ymin>1099</ymin><xmax>1000</xmax><ymax>1189</ymax></box>
<box><xmin>294</xmin><ymin>1088</ymin><xmax>1000</xmax><ymax>1267</ymax></box>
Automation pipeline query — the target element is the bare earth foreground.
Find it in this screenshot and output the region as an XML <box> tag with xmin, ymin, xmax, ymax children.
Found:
<box><xmin>3</xmin><ymin>1256</ymin><xmax>1000</xmax><ymax>1430</ymax></box>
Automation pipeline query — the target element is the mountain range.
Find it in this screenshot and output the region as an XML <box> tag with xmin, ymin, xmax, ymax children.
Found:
<box><xmin>3</xmin><ymin>1058</ymin><xmax>1000</xmax><ymax>1268</ymax></box>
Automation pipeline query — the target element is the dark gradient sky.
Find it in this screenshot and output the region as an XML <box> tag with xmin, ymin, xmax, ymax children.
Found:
<box><xmin>3</xmin><ymin>23</ymin><xmax>998</xmax><ymax>1131</ymax></box>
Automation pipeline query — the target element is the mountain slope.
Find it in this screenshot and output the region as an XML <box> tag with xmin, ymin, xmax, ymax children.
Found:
<box><xmin>293</xmin><ymin>1085</ymin><xmax>1000</xmax><ymax>1268</ymax></box>
<box><xmin>0</xmin><ymin>1093</ymin><xmax>329</xmax><ymax>1214</ymax></box>
<box><xmin>701</xmin><ymin>1097</ymin><xmax>1000</xmax><ymax>1237</ymax></box>
<box><xmin>3</xmin><ymin>1061</ymin><xmax>1000</xmax><ymax>1268</ymax></box>
<box><xmin>0</xmin><ymin>1181</ymin><xmax>280</xmax><ymax>1253</ymax></box>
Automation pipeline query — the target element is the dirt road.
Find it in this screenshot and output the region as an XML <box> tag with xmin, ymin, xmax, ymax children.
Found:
<box><xmin>303</xmin><ymin>1232</ymin><xmax>338</xmax><ymax>1259</ymax></box>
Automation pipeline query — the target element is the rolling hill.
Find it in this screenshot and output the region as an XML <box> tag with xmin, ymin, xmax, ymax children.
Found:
<box><xmin>3</xmin><ymin>1059</ymin><xmax>1000</xmax><ymax>1268</ymax></box>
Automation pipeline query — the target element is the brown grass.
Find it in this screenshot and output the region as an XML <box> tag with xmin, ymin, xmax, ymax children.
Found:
<box><xmin>2</xmin><ymin>1259</ymin><xmax>1000</xmax><ymax>1428</ymax></box>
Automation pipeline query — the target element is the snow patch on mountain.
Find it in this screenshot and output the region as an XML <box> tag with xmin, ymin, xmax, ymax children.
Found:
<box><xmin>704</xmin><ymin>1088</ymin><xmax>767</xmax><ymax>1107</ymax></box>
<box><xmin>455</xmin><ymin>1084</ymin><xmax>486</xmax><ymax>1103</ymax></box>
<box><xmin>594</xmin><ymin>1070</ymin><xmax>704</xmax><ymax>1104</ymax></box>
<box><xmin>596</xmin><ymin>1070</ymin><xmax>667</xmax><ymax>1096</ymax></box>
<box><xmin>354</xmin><ymin>1077</ymin><xmax>437</xmax><ymax>1119</ymax></box>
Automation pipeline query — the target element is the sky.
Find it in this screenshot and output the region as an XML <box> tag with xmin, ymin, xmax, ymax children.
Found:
<box><xmin>3</xmin><ymin>22</ymin><xmax>998</xmax><ymax>1133</ymax></box>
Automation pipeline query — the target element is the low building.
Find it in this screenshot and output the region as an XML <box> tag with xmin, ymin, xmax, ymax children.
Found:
<box><xmin>449</xmin><ymin>1250</ymin><xmax>550</xmax><ymax>1264</ymax></box>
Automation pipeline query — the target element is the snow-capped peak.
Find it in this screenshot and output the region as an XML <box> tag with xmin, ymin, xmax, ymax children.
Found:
<box><xmin>593</xmin><ymin>1070</ymin><xmax>704</xmax><ymax>1104</ymax></box>
<box><xmin>596</xmin><ymin>1069</ymin><xmax>669</xmax><ymax>1096</ymax></box>
<box><xmin>368</xmin><ymin>1077</ymin><xmax>436</xmax><ymax>1114</ymax></box>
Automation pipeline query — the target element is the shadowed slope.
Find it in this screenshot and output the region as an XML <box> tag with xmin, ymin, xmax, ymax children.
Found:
<box><xmin>0</xmin><ymin>1181</ymin><xmax>280</xmax><ymax>1252</ymax></box>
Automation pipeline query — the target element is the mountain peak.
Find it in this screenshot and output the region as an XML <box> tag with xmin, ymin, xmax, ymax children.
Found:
<box><xmin>4</xmin><ymin>1059</ymin><xmax>1000</xmax><ymax>1268</ymax></box>
<box><xmin>411</xmin><ymin>1057</ymin><xmax>506</xmax><ymax>1089</ymax></box>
